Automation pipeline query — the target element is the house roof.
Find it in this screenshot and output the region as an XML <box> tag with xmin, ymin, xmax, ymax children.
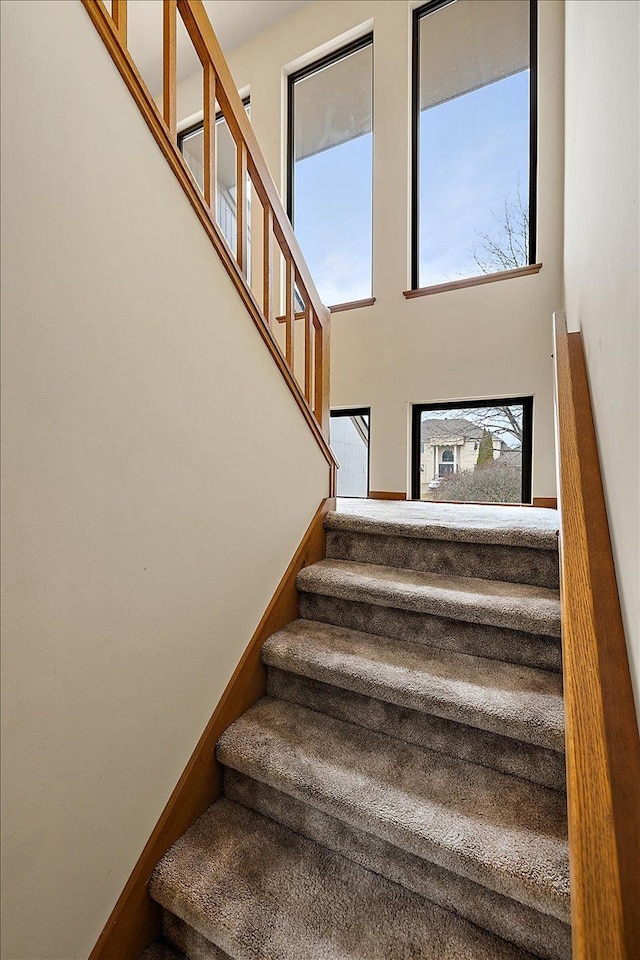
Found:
<box><xmin>421</xmin><ymin>418</ymin><xmax>484</xmax><ymax>443</ymax></box>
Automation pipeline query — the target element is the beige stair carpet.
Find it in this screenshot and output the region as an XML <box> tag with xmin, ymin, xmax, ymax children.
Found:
<box><xmin>144</xmin><ymin>500</ymin><xmax>569</xmax><ymax>960</ymax></box>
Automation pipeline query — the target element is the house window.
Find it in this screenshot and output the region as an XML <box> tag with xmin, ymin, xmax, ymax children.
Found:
<box><xmin>330</xmin><ymin>408</ymin><xmax>370</xmax><ymax>498</ymax></box>
<box><xmin>288</xmin><ymin>35</ymin><xmax>373</xmax><ymax>307</ymax></box>
<box><xmin>439</xmin><ymin>447</ymin><xmax>455</xmax><ymax>477</ymax></box>
<box><xmin>411</xmin><ymin>398</ymin><xmax>533</xmax><ymax>503</ymax></box>
<box><xmin>411</xmin><ymin>0</ymin><xmax>537</xmax><ymax>289</ymax></box>
<box><xmin>178</xmin><ymin>99</ymin><xmax>251</xmax><ymax>261</ymax></box>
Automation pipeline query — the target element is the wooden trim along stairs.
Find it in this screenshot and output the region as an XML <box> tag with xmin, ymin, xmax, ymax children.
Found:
<box><xmin>89</xmin><ymin>497</ymin><xmax>335</xmax><ymax>960</ymax></box>
<box><xmin>553</xmin><ymin>312</ymin><xmax>640</xmax><ymax>960</ymax></box>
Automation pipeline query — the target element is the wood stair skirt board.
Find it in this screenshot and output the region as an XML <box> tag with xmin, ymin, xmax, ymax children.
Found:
<box><xmin>369</xmin><ymin>490</ymin><xmax>407</xmax><ymax>501</ymax></box>
<box><xmin>89</xmin><ymin>498</ymin><xmax>334</xmax><ymax>960</ymax></box>
<box><xmin>553</xmin><ymin>311</ymin><xmax>640</xmax><ymax>960</ymax></box>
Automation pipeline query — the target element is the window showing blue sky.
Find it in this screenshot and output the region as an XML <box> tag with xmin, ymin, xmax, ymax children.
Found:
<box><xmin>419</xmin><ymin>70</ymin><xmax>530</xmax><ymax>286</ymax></box>
<box><xmin>293</xmin><ymin>132</ymin><xmax>372</xmax><ymax>306</ymax></box>
<box><xmin>290</xmin><ymin>40</ymin><xmax>373</xmax><ymax>307</ymax></box>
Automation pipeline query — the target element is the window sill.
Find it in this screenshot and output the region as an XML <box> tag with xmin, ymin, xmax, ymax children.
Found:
<box><xmin>329</xmin><ymin>297</ymin><xmax>376</xmax><ymax>313</ymax></box>
<box><xmin>403</xmin><ymin>263</ymin><xmax>543</xmax><ymax>299</ymax></box>
<box><xmin>276</xmin><ymin>297</ymin><xmax>375</xmax><ymax>323</ymax></box>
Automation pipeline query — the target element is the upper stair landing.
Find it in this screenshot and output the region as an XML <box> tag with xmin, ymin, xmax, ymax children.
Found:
<box><xmin>330</xmin><ymin>498</ymin><xmax>560</xmax><ymax>550</ymax></box>
<box><xmin>327</xmin><ymin>498</ymin><xmax>560</xmax><ymax>589</ymax></box>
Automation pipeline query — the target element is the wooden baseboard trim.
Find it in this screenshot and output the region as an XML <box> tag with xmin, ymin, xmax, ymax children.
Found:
<box><xmin>532</xmin><ymin>497</ymin><xmax>558</xmax><ymax>509</ymax></box>
<box><xmin>369</xmin><ymin>491</ymin><xmax>407</xmax><ymax>501</ymax></box>
<box><xmin>89</xmin><ymin>497</ymin><xmax>333</xmax><ymax>960</ymax></box>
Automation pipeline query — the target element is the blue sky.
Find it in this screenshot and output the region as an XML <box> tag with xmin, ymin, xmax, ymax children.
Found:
<box><xmin>293</xmin><ymin>133</ymin><xmax>373</xmax><ymax>305</ymax></box>
<box><xmin>419</xmin><ymin>70</ymin><xmax>530</xmax><ymax>285</ymax></box>
<box><xmin>291</xmin><ymin>69</ymin><xmax>529</xmax><ymax>303</ymax></box>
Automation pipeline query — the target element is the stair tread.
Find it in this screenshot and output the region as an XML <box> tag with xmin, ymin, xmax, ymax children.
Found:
<box><xmin>263</xmin><ymin>619</ymin><xmax>565</xmax><ymax>751</ymax></box>
<box><xmin>329</xmin><ymin>499</ymin><xmax>559</xmax><ymax>550</ymax></box>
<box><xmin>151</xmin><ymin>798</ymin><xmax>540</xmax><ymax>960</ymax></box>
<box><xmin>297</xmin><ymin>559</ymin><xmax>561</xmax><ymax>637</ymax></box>
<box><xmin>217</xmin><ymin>698</ymin><xmax>569</xmax><ymax>923</ymax></box>
<box><xmin>139</xmin><ymin>941</ymin><xmax>187</xmax><ymax>960</ymax></box>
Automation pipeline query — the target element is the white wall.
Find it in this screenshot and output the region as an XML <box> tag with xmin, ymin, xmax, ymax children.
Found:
<box><xmin>178</xmin><ymin>0</ymin><xmax>565</xmax><ymax>498</ymax></box>
<box><xmin>564</xmin><ymin>0</ymin><xmax>640</xmax><ymax>720</ymax></box>
<box><xmin>0</xmin><ymin>2</ymin><xmax>328</xmax><ymax>958</ymax></box>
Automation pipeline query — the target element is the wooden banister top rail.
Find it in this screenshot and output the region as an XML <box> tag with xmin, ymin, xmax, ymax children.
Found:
<box><xmin>83</xmin><ymin>0</ymin><xmax>336</xmax><ymax>485</ymax></box>
<box><xmin>553</xmin><ymin>312</ymin><xmax>640</xmax><ymax>960</ymax></box>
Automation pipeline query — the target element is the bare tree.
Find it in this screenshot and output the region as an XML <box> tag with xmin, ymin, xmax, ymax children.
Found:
<box><xmin>466</xmin><ymin>405</ymin><xmax>523</xmax><ymax>446</ymax></box>
<box><xmin>433</xmin><ymin>405</ymin><xmax>523</xmax><ymax>446</ymax></box>
<box><xmin>472</xmin><ymin>183</ymin><xmax>529</xmax><ymax>275</ymax></box>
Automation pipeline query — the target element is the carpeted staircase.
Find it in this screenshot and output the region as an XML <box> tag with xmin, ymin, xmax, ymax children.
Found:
<box><xmin>143</xmin><ymin>500</ymin><xmax>569</xmax><ymax>960</ymax></box>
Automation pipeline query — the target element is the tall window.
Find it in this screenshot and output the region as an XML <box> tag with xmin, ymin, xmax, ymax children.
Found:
<box><xmin>412</xmin><ymin>1</ymin><xmax>536</xmax><ymax>289</ymax></box>
<box><xmin>288</xmin><ymin>36</ymin><xmax>373</xmax><ymax>307</ymax></box>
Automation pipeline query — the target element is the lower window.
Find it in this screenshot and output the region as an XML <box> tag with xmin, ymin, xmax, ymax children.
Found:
<box><xmin>411</xmin><ymin>398</ymin><xmax>533</xmax><ymax>503</ymax></box>
<box><xmin>330</xmin><ymin>408</ymin><xmax>370</xmax><ymax>498</ymax></box>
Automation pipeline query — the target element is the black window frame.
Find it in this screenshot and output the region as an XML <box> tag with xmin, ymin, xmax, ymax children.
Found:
<box><xmin>177</xmin><ymin>95</ymin><xmax>251</xmax><ymax>156</ymax></box>
<box><xmin>410</xmin><ymin>0</ymin><xmax>538</xmax><ymax>291</ymax></box>
<box><xmin>330</xmin><ymin>406</ymin><xmax>371</xmax><ymax>499</ymax></box>
<box><xmin>411</xmin><ymin>396</ymin><xmax>534</xmax><ymax>503</ymax></box>
<box><xmin>286</xmin><ymin>33</ymin><xmax>374</xmax><ymax>298</ymax></box>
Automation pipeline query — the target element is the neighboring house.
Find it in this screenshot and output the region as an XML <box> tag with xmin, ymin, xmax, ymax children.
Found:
<box><xmin>420</xmin><ymin>418</ymin><xmax>503</xmax><ymax>493</ymax></box>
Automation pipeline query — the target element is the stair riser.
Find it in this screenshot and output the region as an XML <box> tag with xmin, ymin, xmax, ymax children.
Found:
<box><xmin>224</xmin><ymin>770</ymin><xmax>571</xmax><ymax>960</ymax></box>
<box><xmin>268</xmin><ymin>668</ymin><xmax>566</xmax><ymax>792</ymax></box>
<box><xmin>327</xmin><ymin>530</ymin><xmax>559</xmax><ymax>589</ymax></box>
<box><xmin>299</xmin><ymin>593</ymin><xmax>563</xmax><ymax>672</ymax></box>
<box><xmin>163</xmin><ymin>913</ymin><xmax>232</xmax><ymax>960</ymax></box>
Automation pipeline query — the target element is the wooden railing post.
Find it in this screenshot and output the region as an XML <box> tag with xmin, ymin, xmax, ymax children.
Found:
<box><xmin>314</xmin><ymin>314</ymin><xmax>330</xmax><ymax>440</ymax></box>
<box><xmin>304</xmin><ymin>304</ymin><xmax>313</xmax><ymax>405</ymax></box>
<box><xmin>262</xmin><ymin>205</ymin><xmax>273</xmax><ymax>327</ymax></box>
<box><xmin>111</xmin><ymin>0</ymin><xmax>127</xmax><ymax>43</ymax></box>
<box><xmin>236</xmin><ymin>140</ymin><xmax>248</xmax><ymax>274</ymax></box>
<box><xmin>284</xmin><ymin>258</ymin><xmax>295</xmax><ymax>368</ymax></box>
<box><xmin>203</xmin><ymin>62</ymin><xmax>216</xmax><ymax>209</ymax></box>
<box><xmin>163</xmin><ymin>0</ymin><xmax>177</xmax><ymax>142</ymax></box>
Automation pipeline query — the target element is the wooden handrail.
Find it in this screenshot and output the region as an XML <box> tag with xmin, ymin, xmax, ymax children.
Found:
<box><xmin>83</xmin><ymin>0</ymin><xmax>336</xmax><ymax>486</ymax></box>
<box><xmin>553</xmin><ymin>311</ymin><xmax>640</xmax><ymax>960</ymax></box>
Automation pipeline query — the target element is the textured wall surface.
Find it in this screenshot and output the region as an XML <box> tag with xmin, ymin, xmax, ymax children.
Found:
<box><xmin>564</xmin><ymin>0</ymin><xmax>640</xmax><ymax>720</ymax></box>
<box><xmin>0</xmin><ymin>2</ymin><xmax>327</xmax><ymax>957</ymax></box>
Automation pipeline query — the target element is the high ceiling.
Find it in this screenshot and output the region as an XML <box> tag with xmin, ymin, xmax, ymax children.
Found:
<box><xmin>125</xmin><ymin>0</ymin><xmax>311</xmax><ymax>97</ymax></box>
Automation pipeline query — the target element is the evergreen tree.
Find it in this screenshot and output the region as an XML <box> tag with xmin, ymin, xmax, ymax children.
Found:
<box><xmin>476</xmin><ymin>430</ymin><xmax>494</xmax><ymax>467</ymax></box>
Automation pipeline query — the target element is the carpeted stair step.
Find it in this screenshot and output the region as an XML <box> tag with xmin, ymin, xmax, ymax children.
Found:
<box><xmin>263</xmin><ymin>618</ymin><xmax>565</xmax><ymax>792</ymax></box>
<box><xmin>224</xmin><ymin>770</ymin><xmax>571</xmax><ymax>960</ymax></box>
<box><xmin>297</xmin><ymin>561</ymin><xmax>561</xmax><ymax>636</ymax></box>
<box><xmin>326</xmin><ymin>501</ymin><xmax>559</xmax><ymax>589</ymax></box>
<box><xmin>140</xmin><ymin>941</ymin><xmax>189</xmax><ymax>960</ymax></box>
<box><xmin>151</xmin><ymin>798</ymin><xmax>541</xmax><ymax>960</ymax></box>
<box><xmin>263</xmin><ymin>619</ymin><xmax>564</xmax><ymax>752</ymax></box>
<box><xmin>217</xmin><ymin>697</ymin><xmax>570</xmax><ymax>924</ymax></box>
<box><xmin>268</xmin><ymin>667</ymin><xmax>566</xmax><ymax>791</ymax></box>
<box><xmin>298</xmin><ymin>559</ymin><xmax>562</xmax><ymax>671</ymax></box>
